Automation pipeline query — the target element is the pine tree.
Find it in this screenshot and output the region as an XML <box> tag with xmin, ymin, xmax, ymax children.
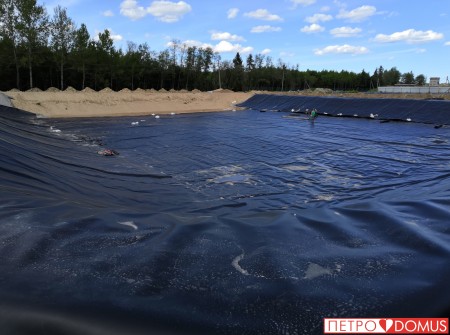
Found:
<box><xmin>246</xmin><ymin>54</ymin><xmax>255</xmax><ymax>90</ymax></box>
<box><xmin>97</xmin><ymin>29</ymin><xmax>114</xmax><ymax>88</ymax></box>
<box><xmin>233</xmin><ymin>52</ymin><xmax>243</xmax><ymax>69</ymax></box>
<box><xmin>232</xmin><ymin>52</ymin><xmax>244</xmax><ymax>91</ymax></box>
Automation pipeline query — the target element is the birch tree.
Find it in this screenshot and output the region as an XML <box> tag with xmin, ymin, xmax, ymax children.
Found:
<box><xmin>0</xmin><ymin>0</ymin><xmax>20</xmax><ymax>88</ymax></box>
<box><xmin>16</xmin><ymin>0</ymin><xmax>49</xmax><ymax>89</ymax></box>
<box><xmin>50</xmin><ymin>5</ymin><xmax>75</xmax><ymax>90</ymax></box>
<box><xmin>73</xmin><ymin>23</ymin><xmax>90</xmax><ymax>89</ymax></box>
<box><xmin>125</xmin><ymin>41</ymin><xmax>139</xmax><ymax>90</ymax></box>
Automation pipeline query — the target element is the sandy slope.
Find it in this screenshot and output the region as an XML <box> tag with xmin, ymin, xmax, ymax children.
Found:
<box><xmin>6</xmin><ymin>89</ymin><xmax>253</xmax><ymax>118</ymax></box>
<box><xmin>4</xmin><ymin>87</ymin><xmax>449</xmax><ymax>118</ymax></box>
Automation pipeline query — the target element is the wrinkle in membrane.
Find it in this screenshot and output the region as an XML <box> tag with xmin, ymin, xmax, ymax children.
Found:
<box><xmin>1</xmin><ymin>106</ymin><xmax>450</xmax><ymax>334</ymax></box>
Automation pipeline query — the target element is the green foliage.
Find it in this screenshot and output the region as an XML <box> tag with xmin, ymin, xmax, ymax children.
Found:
<box><xmin>246</xmin><ymin>54</ymin><xmax>254</xmax><ymax>71</ymax></box>
<box><xmin>415</xmin><ymin>74</ymin><xmax>426</xmax><ymax>86</ymax></box>
<box><xmin>50</xmin><ymin>6</ymin><xmax>75</xmax><ymax>54</ymax></box>
<box><xmin>71</xmin><ymin>23</ymin><xmax>90</xmax><ymax>89</ymax></box>
<box><xmin>400</xmin><ymin>71</ymin><xmax>415</xmax><ymax>84</ymax></box>
<box><xmin>0</xmin><ymin>0</ymin><xmax>21</xmax><ymax>88</ymax></box>
<box><xmin>232</xmin><ymin>52</ymin><xmax>243</xmax><ymax>69</ymax></box>
<box><xmin>16</xmin><ymin>0</ymin><xmax>49</xmax><ymax>88</ymax></box>
<box><xmin>50</xmin><ymin>5</ymin><xmax>75</xmax><ymax>89</ymax></box>
<box><xmin>0</xmin><ymin>0</ymin><xmax>17</xmax><ymax>43</ymax></box>
<box><xmin>0</xmin><ymin>5</ymin><xmax>434</xmax><ymax>92</ymax></box>
<box><xmin>231</xmin><ymin>52</ymin><xmax>244</xmax><ymax>91</ymax></box>
<box><xmin>382</xmin><ymin>67</ymin><xmax>401</xmax><ymax>86</ymax></box>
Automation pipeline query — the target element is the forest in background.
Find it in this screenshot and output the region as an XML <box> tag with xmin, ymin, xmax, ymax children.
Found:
<box><xmin>0</xmin><ymin>0</ymin><xmax>427</xmax><ymax>93</ymax></box>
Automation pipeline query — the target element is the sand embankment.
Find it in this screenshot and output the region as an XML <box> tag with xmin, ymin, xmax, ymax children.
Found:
<box><xmin>5</xmin><ymin>88</ymin><xmax>253</xmax><ymax>118</ymax></box>
<box><xmin>4</xmin><ymin>87</ymin><xmax>449</xmax><ymax>118</ymax></box>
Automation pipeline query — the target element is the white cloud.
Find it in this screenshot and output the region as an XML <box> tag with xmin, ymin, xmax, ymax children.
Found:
<box><xmin>321</xmin><ymin>6</ymin><xmax>331</xmax><ymax>12</ymax></box>
<box><xmin>173</xmin><ymin>39</ymin><xmax>253</xmax><ymax>54</ymax></box>
<box><xmin>336</xmin><ymin>5</ymin><xmax>376</xmax><ymax>22</ymax></box>
<box><xmin>330</xmin><ymin>26</ymin><xmax>361</xmax><ymax>37</ymax></box>
<box><xmin>214</xmin><ymin>41</ymin><xmax>235</xmax><ymax>52</ymax></box>
<box><xmin>261</xmin><ymin>48</ymin><xmax>271</xmax><ymax>55</ymax></box>
<box><xmin>290</xmin><ymin>0</ymin><xmax>316</xmax><ymax>7</ymax></box>
<box><xmin>244</xmin><ymin>9</ymin><xmax>283</xmax><ymax>21</ymax></box>
<box><xmin>94</xmin><ymin>29</ymin><xmax>123</xmax><ymax>42</ymax></box>
<box><xmin>102</xmin><ymin>10</ymin><xmax>114</xmax><ymax>17</ymax></box>
<box><xmin>211</xmin><ymin>32</ymin><xmax>245</xmax><ymax>42</ymax></box>
<box><xmin>167</xmin><ymin>39</ymin><xmax>213</xmax><ymax>49</ymax></box>
<box><xmin>301</xmin><ymin>24</ymin><xmax>325</xmax><ymax>33</ymax></box>
<box><xmin>120</xmin><ymin>0</ymin><xmax>147</xmax><ymax>20</ymax></box>
<box><xmin>227</xmin><ymin>8</ymin><xmax>239</xmax><ymax>19</ymax></box>
<box><xmin>239</xmin><ymin>46</ymin><xmax>254</xmax><ymax>54</ymax></box>
<box><xmin>374</xmin><ymin>29</ymin><xmax>444</xmax><ymax>44</ymax></box>
<box><xmin>251</xmin><ymin>25</ymin><xmax>282</xmax><ymax>33</ymax></box>
<box><xmin>314</xmin><ymin>44</ymin><xmax>369</xmax><ymax>55</ymax></box>
<box><xmin>147</xmin><ymin>1</ymin><xmax>191</xmax><ymax>23</ymax></box>
<box><xmin>445</xmin><ymin>41</ymin><xmax>450</xmax><ymax>46</ymax></box>
<box><xmin>110</xmin><ymin>33</ymin><xmax>123</xmax><ymax>42</ymax></box>
<box><xmin>305</xmin><ymin>13</ymin><xmax>332</xmax><ymax>23</ymax></box>
<box><xmin>120</xmin><ymin>0</ymin><xmax>191</xmax><ymax>22</ymax></box>
<box><xmin>214</xmin><ymin>40</ymin><xmax>253</xmax><ymax>54</ymax></box>
<box><xmin>416</xmin><ymin>48</ymin><xmax>426</xmax><ymax>53</ymax></box>
<box><xmin>181</xmin><ymin>40</ymin><xmax>213</xmax><ymax>49</ymax></box>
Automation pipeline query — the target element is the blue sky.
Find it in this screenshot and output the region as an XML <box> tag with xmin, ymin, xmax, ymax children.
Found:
<box><xmin>41</xmin><ymin>0</ymin><xmax>450</xmax><ymax>82</ymax></box>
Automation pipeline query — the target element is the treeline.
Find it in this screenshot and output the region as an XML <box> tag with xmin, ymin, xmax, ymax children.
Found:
<box><xmin>0</xmin><ymin>0</ymin><xmax>426</xmax><ymax>92</ymax></box>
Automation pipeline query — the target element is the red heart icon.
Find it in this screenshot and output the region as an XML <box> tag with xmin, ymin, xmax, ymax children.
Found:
<box><xmin>379</xmin><ymin>319</ymin><xmax>387</xmax><ymax>331</ymax></box>
<box><xmin>379</xmin><ymin>319</ymin><xmax>393</xmax><ymax>332</ymax></box>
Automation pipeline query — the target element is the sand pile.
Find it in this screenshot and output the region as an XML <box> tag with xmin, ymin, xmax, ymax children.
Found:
<box><xmin>46</xmin><ymin>87</ymin><xmax>60</xmax><ymax>92</ymax></box>
<box><xmin>7</xmin><ymin>89</ymin><xmax>253</xmax><ymax>118</ymax></box>
<box><xmin>82</xmin><ymin>87</ymin><xmax>96</xmax><ymax>93</ymax></box>
<box><xmin>65</xmin><ymin>86</ymin><xmax>78</xmax><ymax>92</ymax></box>
<box><xmin>214</xmin><ymin>88</ymin><xmax>234</xmax><ymax>93</ymax></box>
<box><xmin>315</xmin><ymin>88</ymin><xmax>333</xmax><ymax>94</ymax></box>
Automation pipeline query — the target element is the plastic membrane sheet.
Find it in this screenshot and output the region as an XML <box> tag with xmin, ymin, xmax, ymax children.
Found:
<box><xmin>0</xmin><ymin>92</ymin><xmax>12</xmax><ymax>108</ymax></box>
<box><xmin>237</xmin><ymin>94</ymin><xmax>450</xmax><ymax>124</ymax></box>
<box><xmin>1</xmin><ymin>105</ymin><xmax>450</xmax><ymax>335</ymax></box>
